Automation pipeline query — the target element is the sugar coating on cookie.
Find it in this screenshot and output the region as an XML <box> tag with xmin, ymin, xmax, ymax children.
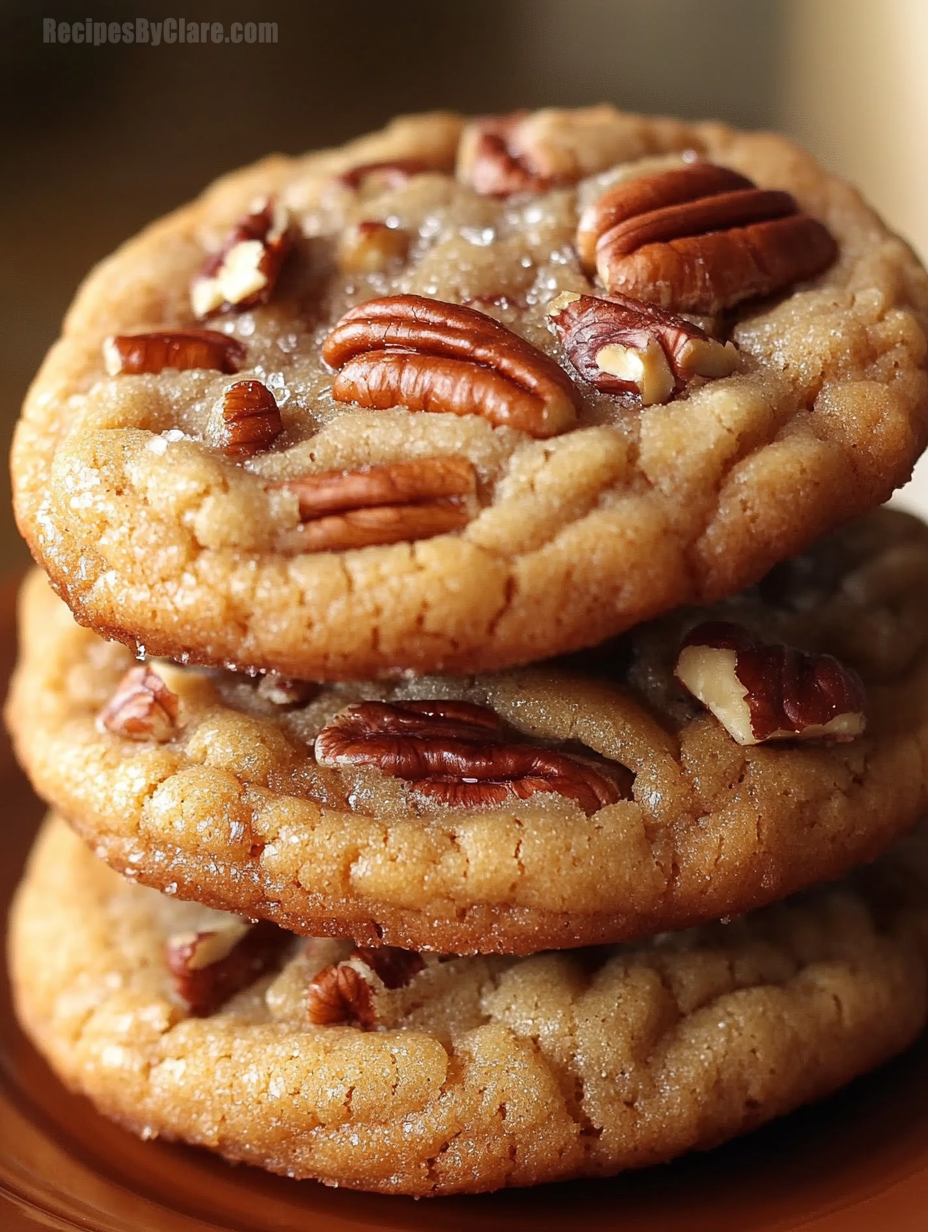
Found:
<box><xmin>9</xmin><ymin>509</ymin><xmax>928</xmax><ymax>954</ymax></box>
<box><xmin>10</xmin><ymin>815</ymin><xmax>927</xmax><ymax>1196</ymax></box>
<box><xmin>12</xmin><ymin>106</ymin><xmax>928</xmax><ymax>679</ymax></box>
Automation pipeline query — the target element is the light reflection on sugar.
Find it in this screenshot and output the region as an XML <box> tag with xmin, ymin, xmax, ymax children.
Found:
<box><xmin>460</xmin><ymin>226</ymin><xmax>496</xmax><ymax>247</ymax></box>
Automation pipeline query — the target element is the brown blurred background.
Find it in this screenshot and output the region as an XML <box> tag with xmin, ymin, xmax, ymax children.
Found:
<box><xmin>1</xmin><ymin>0</ymin><xmax>925</xmax><ymax>568</ymax></box>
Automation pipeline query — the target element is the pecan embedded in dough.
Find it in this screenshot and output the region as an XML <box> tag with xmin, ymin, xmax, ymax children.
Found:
<box><xmin>166</xmin><ymin>919</ymin><xmax>291</xmax><ymax>1017</ymax></box>
<box><xmin>207</xmin><ymin>380</ymin><xmax>283</xmax><ymax>458</ymax></box>
<box><xmin>307</xmin><ymin>945</ymin><xmax>426</xmax><ymax>1029</ymax></box>
<box><xmin>675</xmin><ymin>621</ymin><xmax>866</xmax><ymax>746</ymax></box>
<box><xmin>458</xmin><ymin>112</ymin><xmax>556</xmax><ymax>197</ymax></box>
<box><xmin>97</xmin><ymin>666</ymin><xmax>179</xmax><ymax>742</ymax></box>
<box><xmin>274</xmin><ymin>456</ymin><xmax>477</xmax><ymax>553</ymax></box>
<box><xmin>191</xmin><ymin>198</ymin><xmax>292</xmax><ymax>319</ymax></box>
<box><xmin>103</xmin><ymin>329</ymin><xmax>245</xmax><ymax>376</ymax></box>
<box><xmin>315</xmin><ymin>699</ymin><xmax>629</xmax><ymax>814</ymax></box>
<box><xmin>336</xmin><ymin>220</ymin><xmax>410</xmax><ymax>273</ymax></box>
<box><xmin>322</xmin><ymin>294</ymin><xmax>581</xmax><ymax>437</ymax></box>
<box><xmin>547</xmin><ymin>291</ymin><xmax>737</xmax><ymax>405</ymax></box>
<box><xmin>578</xmin><ymin>163</ymin><xmax>837</xmax><ymax>314</ymax></box>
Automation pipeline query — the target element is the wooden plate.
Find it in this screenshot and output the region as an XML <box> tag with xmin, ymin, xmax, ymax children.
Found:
<box><xmin>4</xmin><ymin>576</ymin><xmax>928</xmax><ymax>1231</ymax></box>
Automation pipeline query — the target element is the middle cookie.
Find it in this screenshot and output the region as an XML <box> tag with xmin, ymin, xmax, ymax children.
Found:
<box><xmin>9</xmin><ymin>508</ymin><xmax>928</xmax><ymax>956</ymax></box>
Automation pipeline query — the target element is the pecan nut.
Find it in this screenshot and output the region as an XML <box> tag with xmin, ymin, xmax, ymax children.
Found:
<box><xmin>274</xmin><ymin>456</ymin><xmax>477</xmax><ymax>553</ymax></box>
<box><xmin>307</xmin><ymin>945</ymin><xmax>425</xmax><ymax>1029</ymax></box>
<box><xmin>457</xmin><ymin>111</ymin><xmax>556</xmax><ymax>197</ymax></box>
<box><xmin>674</xmin><ymin>621</ymin><xmax>866</xmax><ymax>746</ymax></box>
<box><xmin>207</xmin><ymin>380</ymin><xmax>283</xmax><ymax>458</ymax></box>
<box><xmin>166</xmin><ymin>919</ymin><xmax>291</xmax><ymax>1017</ymax></box>
<box><xmin>97</xmin><ymin>666</ymin><xmax>180</xmax><ymax>742</ymax></box>
<box><xmin>547</xmin><ymin>291</ymin><xmax>737</xmax><ymax>405</ymax></box>
<box><xmin>321</xmin><ymin>295</ymin><xmax>581</xmax><ymax>438</ymax></box>
<box><xmin>578</xmin><ymin>163</ymin><xmax>837</xmax><ymax>314</ymax></box>
<box><xmin>577</xmin><ymin>163</ymin><xmax>753</xmax><ymax>270</ymax></box>
<box><xmin>103</xmin><ymin>329</ymin><xmax>246</xmax><ymax>376</ymax></box>
<box><xmin>191</xmin><ymin>198</ymin><xmax>292</xmax><ymax>319</ymax></box>
<box><xmin>314</xmin><ymin>699</ymin><xmax>630</xmax><ymax>814</ymax></box>
<box><xmin>335</xmin><ymin>220</ymin><xmax>411</xmax><ymax>274</ymax></box>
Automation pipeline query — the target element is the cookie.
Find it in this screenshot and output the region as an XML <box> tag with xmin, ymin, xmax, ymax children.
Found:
<box><xmin>9</xmin><ymin>509</ymin><xmax>928</xmax><ymax>954</ymax></box>
<box><xmin>10</xmin><ymin>813</ymin><xmax>928</xmax><ymax>1196</ymax></box>
<box><xmin>12</xmin><ymin>106</ymin><xmax>928</xmax><ymax>680</ymax></box>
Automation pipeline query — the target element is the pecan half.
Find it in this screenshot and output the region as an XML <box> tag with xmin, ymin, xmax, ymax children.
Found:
<box><xmin>166</xmin><ymin>919</ymin><xmax>291</xmax><ymax>1017</ymax></box>
<box><xmin>307</xmin><ymin>945</ymin><xmax>425</xmax><ymax>1029</ymax></box>
<box><xmin>577</xmin><ymin>163</ymin><xmax>751</xmax><ymax>269</ymax></box>
<box><xmin>191</xmin><ymin>198</ymin><xmax>292</xmax><ymax>319</ymax></box>
<box><xmin>547</xmin><ymin>291</ymin><xmax>738</xmax><ymax>405</ymax></box>
<box><xmin>97</xmin><ymin>666</ymin><xmax>179</xmax><ymax>741</ymax></box>
<box><xmin>275</xmin><ymin>456</ymin><xmax>476</xmax><ymax>552</ymax></box>
<box><xmin>322</xmin><ymin>295</ymin><xmax>581</xmax><ymax>438</ymax></box>
<box><xmin>337</xmin><ymin>159</ymin><xmax>433</xmax><ymax>192</ymax></box>
<box><xmin>674</xmin><ymin>621</ymin><xmax>866</xmax><ymax>746</ymax></box>
<box><xmin>458</xmin><ymin>112</ymin><xmax>556</xmax><ymax>197</ymax></box>
<box><xmin>315</xmin><ymin>699</ymin><xmax>629</xmax><ymax>814</ymax></box>
<box><xmin>336</xmin><ymin>220</ymin><xmax>410</xmax><ymax>273</ymax></box>
<box><xmin>578</xmin><ymin>163</ymin><xmax>837</xmax><ymax>314</ymax></box>
<box><xmin>207</xmin><ymin>380</ymin><xmax>283</xmax><ymax>458</ymax></box>
<box><xmin>103</xmin><ymin>329</ymin><xmax>246</xmax><ymax>376</ymax></box>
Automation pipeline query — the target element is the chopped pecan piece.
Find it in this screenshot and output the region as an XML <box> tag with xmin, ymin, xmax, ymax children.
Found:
<box><xmin>674</xmin><ymin>621</ymin><xmax>866</xmax><ymax>746</ymax></box>
<box><xmin>275</xmin><ymin>456</ymin><xmax>477</xmax><ymax>553</ymax></box>
<box><xmin>352</xmin><ymin>946</ymin><xmax>426</xmax><ymax>989</ymax></box>
<box><xmin>97</xmin><ymin>666</ymin><xmax>179</xmax><ymax>742</ymax></box>
<box><xmin>207</xmin><ymin>380</ymin><xmax>283</xmax><ymax>458</ymax></box>
<box><xmin>337</xmin><ymin>159</ymin><xmax>433</xmax><ymax>191</ymax></box>
<box><xmin>255</xmin><ymin>675</ymin><xmax>319</xmax><ymax>707</ymax></box>
<box><xmin>166</xmin><ymin>919</ymin><xmax>291</xmax><ymax>1017</ymax></box>
<box><xmin>336</xmin><ymin>220</ymin><xmax>411</xmax><ymax>273</ymax></box>
<box><xmin>458</xmin><ymin>112</ymin><xmax>556</xmax><ymax>197</ymax></box>
<box><xmin>103</xmin><ymin>329</ymin><xmax>246</xmax><ymax>376</ymax></box>
<box><xmin>322</xmin><ymin>295</ymin><xmax>581</xmax><ymax>438</ymax></box>
<box><xmin>307</xmin><ymin>962</ymin><xmax>376</xmax><ymax>1028</ymax></box>
<box><xmin>577</xmin><ymin>163</ymin><xmax>837</xmax><ymax>314</ymax></box>
<box><xmin>191</xmin><ymin>198</ymin><xmax>292</xmax><ymax>319</ymax></box>
<box><xmin>315</xmin><ymin>699</ymin><xmax>629</xmax><ymax>814</ymax></box>
<box><xmin>547</xmin><ymin>291</ymin><xmax>737</xmax><ymax>405</ymax></box>
<box><xmin>307</xmin><ymin>945</ymin><xmax>425</xmax><ymax>1029</ymax></box>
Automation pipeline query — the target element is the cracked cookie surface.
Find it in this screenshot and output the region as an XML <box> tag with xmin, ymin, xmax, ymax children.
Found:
<box><xmin>12</xmin><ymin>106</ymin><xmax>928</xmax><ymax>679</ymax></box>
<box><xmin>9</xmin><ymin>813</ymin><xmax>928</xmax><ymax>1196</ymax></box>
<box><xmin>9</xmin><ymin>510</ymin><xmax>928</xmax><ymax>954</ymax></box>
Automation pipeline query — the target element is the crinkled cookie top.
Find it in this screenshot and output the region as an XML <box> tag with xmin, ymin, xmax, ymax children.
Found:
<box><xmin>12</xmin><ymin>106</ymin><xmax>928</xmax><ymax>678</ymax></box>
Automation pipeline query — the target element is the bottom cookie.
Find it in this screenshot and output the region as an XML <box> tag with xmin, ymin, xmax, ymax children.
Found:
<box><xmin>9</xmin><ymin>815</ymin><xmax>928</xmax><ymax>1197</ymax></box>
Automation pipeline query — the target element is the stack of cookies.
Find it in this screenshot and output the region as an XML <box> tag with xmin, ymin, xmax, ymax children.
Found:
<box><xmin>7</xmin><ymin>106</ymin><xmax>928</xmax><ymax>1197</ymax></box>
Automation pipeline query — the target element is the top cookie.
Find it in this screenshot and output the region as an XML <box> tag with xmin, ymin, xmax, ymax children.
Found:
<box><xmin>13</xmin><ymin>106</ymin><xmax>928</xmax><ymax>679</ymax></box>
